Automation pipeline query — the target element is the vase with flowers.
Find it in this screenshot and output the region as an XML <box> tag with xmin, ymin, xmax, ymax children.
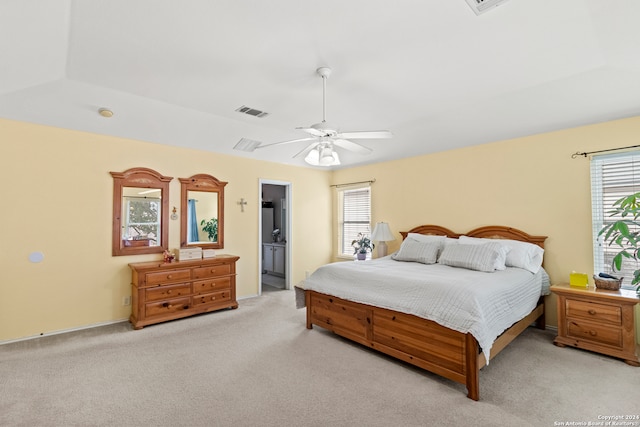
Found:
<box><xmin>352</xmin><ymin>233</ymin><xmax>375</xmax><ymax>260</ymax></box>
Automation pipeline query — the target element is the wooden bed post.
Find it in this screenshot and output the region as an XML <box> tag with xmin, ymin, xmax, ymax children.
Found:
<box><xmin>305</xmin><ymin>290</ymin><xmax>313</xmax><ymax>329</ymax></box>
<box><xmin>465</xmin><ymin>334</ymin><xmax>480</xmax><ymax>401</ymax></box>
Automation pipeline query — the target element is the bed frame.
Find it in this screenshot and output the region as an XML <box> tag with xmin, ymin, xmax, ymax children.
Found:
<box><xmin>305</xmin><ymin>225</ymin><xmax>547</xmax><ymax>401</ymax></box>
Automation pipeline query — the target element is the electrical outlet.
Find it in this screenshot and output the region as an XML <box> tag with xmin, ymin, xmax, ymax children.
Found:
<box><xmin>123</xmin><ymin>296</ymin><xmax>131</xmax><ymax>306</ymax></box>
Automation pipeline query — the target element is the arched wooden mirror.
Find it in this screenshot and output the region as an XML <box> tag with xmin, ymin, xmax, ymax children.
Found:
<box><xmin>110</xmin><ymin>167</ymin><xmax>173</xmax><ymax>256</ymax></box>
<box><xmin>179</xmin><ymin>174</ymin><xmax>227</xmax><ymax>249</ymax></box>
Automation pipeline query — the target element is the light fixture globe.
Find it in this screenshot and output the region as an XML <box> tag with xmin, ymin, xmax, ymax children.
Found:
<box><xmin>319</xmin><ymin>145</ymin><xmax>334</xmax><ymax>165</ymax></box>
<box><xmin>304</xmin><ymin>144</ymin><xmax>340</xmax><ymax>166</ymax></box>
<box><xmin>304</xmin><ymin>148</ymin><xmax>320</xmax><ymax>165</ymax></box>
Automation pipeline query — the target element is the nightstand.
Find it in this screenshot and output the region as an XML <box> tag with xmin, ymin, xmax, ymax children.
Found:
<box><xmin>551</xmin><ymin>283</ymin><xmax>640</xmax><ymax>366</ymax></box>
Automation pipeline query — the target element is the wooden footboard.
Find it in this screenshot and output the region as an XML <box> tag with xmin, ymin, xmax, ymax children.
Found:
<box><xmin>305</xmin><ymin>289</ymin><xmax>544</xmax><ymax>401</ymax></box>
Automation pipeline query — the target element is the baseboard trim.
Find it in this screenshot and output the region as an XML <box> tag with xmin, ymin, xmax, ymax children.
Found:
<box><xmin>0</xmin><ymin>318</ymin><xmax>129</xmax><ymax>346</ymax></box>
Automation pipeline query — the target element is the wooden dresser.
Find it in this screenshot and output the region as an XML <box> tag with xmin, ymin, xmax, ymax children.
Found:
<box><xmin>129</xmin><ymin>255</ymin><xmax>239</xmax><ymax>329</ymax></box>
<box><xmin>551</xmin><ymin>283</ymin><xmax>639</xmax><ymax>366</ymax></box>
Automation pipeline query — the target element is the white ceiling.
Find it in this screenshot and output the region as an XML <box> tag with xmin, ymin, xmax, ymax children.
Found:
<box><xmin>2</xmin><ymin>0</ymin><xmax>640</xmax><ymax>169</ymax></box>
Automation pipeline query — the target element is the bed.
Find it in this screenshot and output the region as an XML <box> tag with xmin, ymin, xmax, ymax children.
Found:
<box><xmin>302</xmin><ymin>225</ymin><xmax>548</xmax><ymax>401</ymax></box>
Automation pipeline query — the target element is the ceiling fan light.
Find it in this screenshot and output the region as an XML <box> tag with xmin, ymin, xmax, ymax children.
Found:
<box><xmin>304</xmin><ymin>147</ymin><xmax>340</xmax><ymax>167</ymax></box>
<box><xmin>319</xmin><ymin>146</ymin><xmax>335</xmax><ymax>166</ymax></box>
<box><xmin>304</xmin><ymin>148</ymin><xmax>320</xmax><ymax>166</ymax></box>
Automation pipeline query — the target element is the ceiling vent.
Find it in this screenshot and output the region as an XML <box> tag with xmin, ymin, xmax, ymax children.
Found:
<box><xmin>233</xmin><ymin>138</ymin><xmax>262</xmax><ymax>152</ymax></box>
<box><xmin>465</xmin><ymin>0</ymin><xmax>511</xmax><ymax>15</ymax></box>
<box><xmin>235</xmin><ymin>105</ymin><xmax>269</xmax><ymax>118</ymax></box>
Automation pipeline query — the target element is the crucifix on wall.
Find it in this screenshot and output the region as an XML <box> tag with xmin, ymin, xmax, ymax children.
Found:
<box><xmin>238</xmin><ymin>198</ymin><xmax>247</xmax><ymax>212</ymax></box>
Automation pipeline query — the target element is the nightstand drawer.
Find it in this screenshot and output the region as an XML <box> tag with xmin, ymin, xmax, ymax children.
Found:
<box><xmin>566</xmin><ymin>319</ymin><xmax>622</xmax><ymax>347</ymax></box>
<box><xmin>566</xmin><ymin>299</ymin><xmax>621</xmax><ymax>325</ymax></box>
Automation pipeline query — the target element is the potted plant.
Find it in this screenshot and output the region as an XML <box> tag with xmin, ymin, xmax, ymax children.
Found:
<box><xmin>200</xmin><ymin>218</ymin><xmax>218</xmax><ymax>242</ymax></box>
<box><xmin>352</xmin><ymin>233</ymin><xmax>374</xmax><ymax>260</ymax></box>
<box><xmin>598</xmin><ymin>191</ymin><xmax>640</xmax><ymax>295</ymax></box>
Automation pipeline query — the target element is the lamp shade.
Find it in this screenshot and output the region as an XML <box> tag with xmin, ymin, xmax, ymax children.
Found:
<box><xmin>370</xmin><ymin>222</ymin><xmax>395</xmax><ymax>242</ymax></box>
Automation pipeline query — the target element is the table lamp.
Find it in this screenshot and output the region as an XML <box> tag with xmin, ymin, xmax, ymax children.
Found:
<box><xmin>370</xmin><ymin>222</ymin><xmax>395</xmax><ymax>258</ymax></box>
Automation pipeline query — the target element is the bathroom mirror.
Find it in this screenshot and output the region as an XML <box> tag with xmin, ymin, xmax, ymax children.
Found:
<box><xmin>180</xmin><ymin>174</ymin><xmax>227</xmax><ymax>249</ymax></box>
<box><xmin>111</xmin><ymin>167</ymin><xmax>172</xmax><ymax>256</ymax></box>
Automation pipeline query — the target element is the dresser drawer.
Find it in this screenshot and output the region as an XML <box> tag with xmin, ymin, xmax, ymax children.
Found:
<box><xmin>145</xmin><ymin>297</ymin><xmax>191</xmax><ymax>318</ymax></box>
<box><xmin>566</xmin><ymin>299</ymin><xmax>622</xmax><ymax>325</ymax></box>
<box><xmin>192</xmin><ymin>264</ymin><xmax>231</xmax><ymax>279</ymax></box>
<box><xmin>193</xmin><ymin>277</ymin><xmax>231</xmax><ymax>294</ymax></box>
<box><xmin>192</xmin><ymin>290</ymin><xmax>230</xmax><ymax>307</ymax></box>
<box><xmin>566</xmin><ymin>319</ymin><xmax>622</xmax><ymax>347</ymax></box>
<box><xmin>145</xmin><ymin>283</ymin><xmax>191</xmax><ymax>302</ymax></box>
<box><xmin>146</xmin><ymin>269</ymin><xmax>191</xmax><ymax>286</ymax></box>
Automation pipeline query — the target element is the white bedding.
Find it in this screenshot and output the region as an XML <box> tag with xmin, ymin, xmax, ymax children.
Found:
<box><xmin>304</xmin><ymin>256</ymin><xmax>548</xmax><ymax>361</ymax></box>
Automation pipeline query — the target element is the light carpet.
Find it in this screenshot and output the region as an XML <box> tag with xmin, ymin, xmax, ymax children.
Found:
<box><xmin>1</xmin><ymin>289</ymin><xmax>638</xmax><ymax>427</ymax></box>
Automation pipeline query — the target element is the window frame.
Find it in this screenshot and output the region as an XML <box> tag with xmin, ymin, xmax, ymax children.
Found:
<box><xmin>336</xmin><ymin>184</ymin><xmax>372</xmax><ymax>259</ymax></box>
<box><xmin>591</xmin><ymin>151</ymin><xmax>640</xmax><ymax>290</ymax></box>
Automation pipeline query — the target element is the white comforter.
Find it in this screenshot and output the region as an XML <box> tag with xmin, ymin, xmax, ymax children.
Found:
<box><xmin>304</xmin><ymin>257</ymin><xmax>547</xmax><ymax>361</ymax></box>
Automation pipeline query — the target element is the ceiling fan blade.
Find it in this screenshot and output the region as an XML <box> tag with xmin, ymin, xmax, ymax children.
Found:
<box><xmin>296</xmin><ymin>127</ymin><xmax>326</xmax><ymax>137</ymax></box>
<box><xmin>336</xmin><ymin>130</ymin><xmax>393</xmax><ymax>139</ymax></box>
<box><xmin>254</xmin><ymin>137</ymin><xmax>316</xmax><ymax>150</ymax></box>
<box><xmin>293</xmin><ymin>142</ymin><xmax>319</xmax><ymax>158</ymax></box>
<box><xmin>332</xmin><ymin>139</ymin><xmax>373</xmax><ymax>155</ymax></box>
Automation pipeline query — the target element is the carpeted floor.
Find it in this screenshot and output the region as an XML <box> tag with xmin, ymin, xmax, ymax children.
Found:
<box><xmin>1</xmin><ymin>290</ymin><xmax>639</xmax><ymax>427</ymax></box>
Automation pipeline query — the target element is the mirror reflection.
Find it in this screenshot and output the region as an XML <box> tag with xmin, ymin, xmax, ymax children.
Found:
<box><xmin>180</xmin><ymin>174</ymin><xmax>226</xmax><ymax>249</ymax></box>
<box><xmin>121</xmin><ymin>187</ymin><xmax>162</xmax><ymax>247</ymax></box>
<box><xmin>186</xmin><ymin>190</ymin><xmax>219</xmax><ymax>244</ymax></box>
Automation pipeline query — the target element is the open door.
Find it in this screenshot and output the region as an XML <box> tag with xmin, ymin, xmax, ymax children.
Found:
<box><xmin>259</xmin><ymin>180</ymin><xmax>292</xmax><ymax>295</ymax></box>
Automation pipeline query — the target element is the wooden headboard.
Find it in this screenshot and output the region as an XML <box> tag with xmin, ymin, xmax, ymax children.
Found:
<box><xmin>400</xmin><ymin>225</ymin><xmax>547</xmax><ymax>249</ymax></box>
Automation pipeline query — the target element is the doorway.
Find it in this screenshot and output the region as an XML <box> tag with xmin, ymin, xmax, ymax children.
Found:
<box><xmin>259</xmin><ymin>180</ymin><xmax>291</xmax><ymax>295</ymax></box>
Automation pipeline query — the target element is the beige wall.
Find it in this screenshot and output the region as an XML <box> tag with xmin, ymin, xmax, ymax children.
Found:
<box><xmin>2</xmin><ymin>115</ymin><xmax>640</xmax><ymax>342</ymax></box>
<box><xmin>0</xmin><ymin>119</ymin><xmax>333</xmax><ymax>342</ymax></box>
<box><xmin>332</xmin><ymin>115</ymin><xmax>640</xmax><ymax>335</ymax></box>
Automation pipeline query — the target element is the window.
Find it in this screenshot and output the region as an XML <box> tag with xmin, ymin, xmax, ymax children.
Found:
<box><xmin>591</xmin><ymin>152</ymin><xmax>640</xmax><ymax>289</ymax></box>
<box><xmin>337</xmin><ymin>185</ymin><xmax>371</xmax><ymax>257</ymax></box>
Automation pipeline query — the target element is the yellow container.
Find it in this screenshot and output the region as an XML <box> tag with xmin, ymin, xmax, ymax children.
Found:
<box><xmin>569</xmin><ymin>271</ymin><xmax>589</xmax><ymax>288</ymax></box>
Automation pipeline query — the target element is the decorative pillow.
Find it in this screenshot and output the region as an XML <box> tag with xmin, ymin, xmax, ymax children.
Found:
<box><xmin>407</xmin><ymin>233</ymin><xmax>447</xmax><ymax>243</ymax></box>
<box><xmin>454</xmin><ymin>237</ymin><xmax>511</xmax><ymax>270</ymax></box>
<box><xmin>392</xmin><ymin>238</ymin><xmax>441</xmax><ymax>265</ymax></box>
<box><xmin>438</xmin><ymin>243</ymin><xmax>499</xmax><ymax>273</ymax></box>
<box><xmin>459</xmin><ymin>236</ymin><xmax>544</xmax><ymax>274</ymax></box>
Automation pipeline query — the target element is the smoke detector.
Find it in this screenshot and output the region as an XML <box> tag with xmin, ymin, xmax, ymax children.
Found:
<box><xmin>465</xmin><ymin>0</ymin><xmax>511</xmax><ymax>15</ymax></box>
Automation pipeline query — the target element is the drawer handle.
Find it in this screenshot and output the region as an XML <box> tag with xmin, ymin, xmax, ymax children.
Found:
<box><xmin>167</xmin><ymin>274</ymin><xmax>173</xmax><ymax>279</ymax></box>
<box><xmin>167</xmin><ymin>290</ymin><xmax>172</xmax><ymax>294</ymax></box>
<box><xmin>162</xmin><ymin>302</ymin><xmax>171</xmax><ymax>308</ymax></box>
<box><xmin>183</xmin><ymin>305</ymin><xmax>189</xmax><ymax>310</ymax></box>
<box><xmin>210</xmin><ymin>296</ymin><xmax>216</xmax><ymax>301</ymax></box>
<box><xmin>589</xmin><ymin>330</ymin><xmax>597</xmax><ymax>336</ymax></box>
<box><xmin>588</xmin><ymin>309</ymin><xmax>596</xmax><ymax>315</ymax></box>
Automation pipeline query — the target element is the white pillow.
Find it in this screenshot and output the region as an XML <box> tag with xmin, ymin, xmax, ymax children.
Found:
<box><xmin>392</xmin><ymin>238</ymin><xmax>440</xmax><ymax>264</ymax></box>
<box><xmin>438</xmin><ymin>243</ymin><xmax>498</xmax><ymax>273</ymax></box>
<box><xmin>455</xmin><ymin>236</ymin><xmax>510</xmax><ymax>270</ymax></box>
<box><xmin>459</xmin><ymin>236</ymin><xmax>544</xmax><ymax>274</ymax></box>
<box><xmin>407</xmin><ymin>233</ymin><xmax>447</xmax><ymax>243</ymax></box>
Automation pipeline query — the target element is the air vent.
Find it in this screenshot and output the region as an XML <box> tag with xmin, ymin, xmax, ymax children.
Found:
<box><xmin>465</xmin><ymin>0</ymin><xmax>511</xmax><ymax>15</ymax></box>
<box><xmin>233</xmin><ymin>138</ymin><xmax>262</xmax><ymax>152</ymax></box>
<box><xmin>235</xmin><ymin>105</ymin><xmax>269</xmax><ymax>118</ymax></box>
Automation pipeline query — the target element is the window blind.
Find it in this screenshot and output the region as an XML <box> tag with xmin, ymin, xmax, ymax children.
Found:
<box><xmin>591</xmin><ymin>152</ymin><xmax>640</xmax><ymax>289</ymax></box>
<box><xmin>339</xmin><ymin>186</ymin><xmax>371</xmax><ymax>257</ymax></box>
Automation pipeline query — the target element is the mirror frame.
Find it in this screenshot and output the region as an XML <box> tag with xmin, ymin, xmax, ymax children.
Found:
<box><xmin>179</xmin><ymin>174</ymin><xmax>227</xmax><ymax>249</ymax></box>
<box><xmin>110</xmin><ymin>167</ymin><xmax>173</xmax><ymax>256</ymax></box>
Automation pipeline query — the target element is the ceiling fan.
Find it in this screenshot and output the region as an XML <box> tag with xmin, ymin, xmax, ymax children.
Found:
<box><xmin>239</xmin><ymin>67</ymin><xmax>393</xmax><ymax>166</ymax></box>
